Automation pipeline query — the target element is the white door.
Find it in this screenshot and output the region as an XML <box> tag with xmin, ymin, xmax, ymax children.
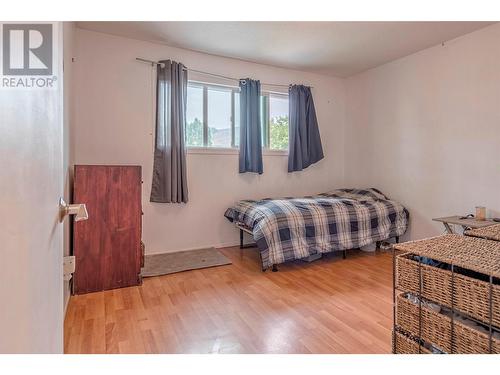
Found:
<box><xmin>0</xmin><ymin>22</ymin><xmax>64</xmax><ymax>353</ymax></box>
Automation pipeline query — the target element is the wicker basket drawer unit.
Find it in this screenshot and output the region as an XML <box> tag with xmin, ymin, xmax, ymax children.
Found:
<box><xmin>393</xmin><ymin>234</ymin><xmax>500</xmax><ymax>354</ymax></box>
<box><xmin>396</xmin><ymin>293</ymin><xmax>500</xmax><ymax>354</ymax></box>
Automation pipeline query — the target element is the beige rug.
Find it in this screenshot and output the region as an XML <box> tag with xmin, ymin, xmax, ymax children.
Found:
<box><xmin>141</xmin><ymin>247</ymin><xmax>232</xmax><ymax>277</ymax></box>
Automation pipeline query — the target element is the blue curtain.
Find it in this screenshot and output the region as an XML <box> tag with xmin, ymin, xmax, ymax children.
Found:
<box><xmin>288</xmin><ymin>85</ymin><xmax>324</xmax><ymax>172</ymax></box>
<box><xmin>239</xmin><ymin>79</ymin><xmax>263</xmax><ymax>174</ymax></box>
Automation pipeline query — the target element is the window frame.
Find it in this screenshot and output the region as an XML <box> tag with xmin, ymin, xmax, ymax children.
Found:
<box><xmin>186</xmin><ymin>80</ymin><xmax>289</xmax><ymax>155</ymax></box>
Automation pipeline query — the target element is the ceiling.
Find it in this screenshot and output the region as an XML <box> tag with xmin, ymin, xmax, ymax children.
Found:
<box><xmin>77</xmin><ymin>21</ymin><xmax>495</xmax><ymax>77</ymax></box>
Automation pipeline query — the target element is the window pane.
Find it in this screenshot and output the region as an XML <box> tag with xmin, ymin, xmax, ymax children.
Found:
<box><xmin>207</xmin><ymin>87</ymin><xmax>232</xmax><ymax>148</ymax></box>
<box><xmin>186</xmin><ymin>85</ymin><xmax>204</xmax><ymax>147</ymax></box>
<box><xmin>269</xmin><ymin>95</ymin><xmax>289</xmax><ymax>150</ymax></box>
<box><xmin>234</xmin><ymin>92</ymin><xmax>240</xmax><ymax>147</ymax></box>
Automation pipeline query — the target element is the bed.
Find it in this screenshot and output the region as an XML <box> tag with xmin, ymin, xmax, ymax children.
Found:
<box><xmin>224</xmin><ymin>188</ymin><xmax>409</xmax><ymax>271</ymax></box>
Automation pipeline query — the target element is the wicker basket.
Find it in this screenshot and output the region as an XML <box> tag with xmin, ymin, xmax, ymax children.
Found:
<box><xmin>394</xmin><ymin>234</ymin><xmax>500</xmax><ymax>277</ymax></box>
<box><xmin>465</xmin><ymin>224</ymin><xmax>500</xmax><ymax>242</ymax></box>
<box><xmin>396</xmin><ymin>252</ymin><xmax>500</xmax><ymax>328</ymax></box>
<box><xmin>396</xmin><ymin>293</ymin><xmax>500</xmax><ymax>354</ymax></box>
<box><xmin>393</xmin><ymin>331</ymin><xmax>431</xmax><ymax>354</ymax></box>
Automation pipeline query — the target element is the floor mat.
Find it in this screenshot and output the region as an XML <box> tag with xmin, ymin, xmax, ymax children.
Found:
<box><xmin>141</xmin><ymin>247</ymin><xmax>232</xmax><ymax>277</ymax></box>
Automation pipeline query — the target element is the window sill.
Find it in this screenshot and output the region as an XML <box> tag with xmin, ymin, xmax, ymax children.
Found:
<box><xmin>187</xmin><ymin>147</ymin><xmax>288</xmax><ymax>156</ymax></box>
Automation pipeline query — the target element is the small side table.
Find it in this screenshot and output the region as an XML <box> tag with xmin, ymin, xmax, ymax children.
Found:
<box><xmin>432</xmin><ymin>215</ymin><xmax>496</xmax><ymax>234</ymax></box>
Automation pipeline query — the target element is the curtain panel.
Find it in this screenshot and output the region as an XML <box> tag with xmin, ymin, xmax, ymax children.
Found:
<box><xmin>239</xmin><ymin>78</ymin><xmax>263</xmax><ymax>174</ymax></box>
<box><xmin>288</xmin><ymin>85</ymin><xmax>324</xmax><ymax>172</ymax></box>
<box><xmin>150</xmin><ymin>60</ymin><xmax>189</xmax><ymax>203</ymax></box>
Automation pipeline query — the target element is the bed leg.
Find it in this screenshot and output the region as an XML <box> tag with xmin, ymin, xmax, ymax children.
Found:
<box><xmin>272</xmin><ymin>264</ymin><xmax>278</xmax><ymax>272</ymax></box>
<box><xmin>395</xmin><ymin>236</ymin><xmax>400</xmax><ymax>244</ymax></box>
<box><xmin>376</xmin><ymin>241</ymin><xmax>381</xmax><ymax>249</ymax></box>
<box><xmin>239</xmin><ymin>229</ymin><xmax>244</xmax><ymax>249</ymax></box>
<box><xmin>342</xmin><ymin>250</ymin><xmax>347</xmax><ymax>259</ymax></box>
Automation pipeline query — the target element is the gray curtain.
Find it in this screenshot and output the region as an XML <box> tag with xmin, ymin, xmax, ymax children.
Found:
<box><xmin>288</xmin><ymin>85</ymin><xmax>324</xmax><ymax>172</ymax></box>
<box><xmin>150</xmin><ymin>60</ymin><xmax>188</xmax><ymax>203</ymax></box>
<box><xmin>239</xmin><ymin>78</ymin><xmax>263</xmax><ymax>174</ymax></box>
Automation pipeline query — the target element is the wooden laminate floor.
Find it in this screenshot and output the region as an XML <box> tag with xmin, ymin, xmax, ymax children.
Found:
<box><xmin>64</xmin><ymin>247</ymin><xmax>395</xmax><ymax>354</ymax></box>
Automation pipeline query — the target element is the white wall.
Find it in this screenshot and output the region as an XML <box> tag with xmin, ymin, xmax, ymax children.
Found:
<box><xmin>73</xmin><ymin>29</ymin><xmax>346</xmax><ymax>254</ymax></box>
<box><xmin>345</xmin><ymin>23</ymin><xmax>500</xmax><ymax>240</ymax></box>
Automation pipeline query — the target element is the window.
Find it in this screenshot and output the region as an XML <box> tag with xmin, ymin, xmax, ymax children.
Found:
<box><xmin>186</xmin><ymin>82</ymin><xmax>289</xmax><ymax>151</ymax></box>
<box><xmin>265</xmin><ymin>94</ymin><xmax>289</xmax><ymax>151</ymax></box>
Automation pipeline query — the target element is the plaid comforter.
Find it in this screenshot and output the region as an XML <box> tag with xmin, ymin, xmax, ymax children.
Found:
<box><xmin>224</xmin><ymin>188</ymin><xmax>409</xmax><ymax>269</ymax></box>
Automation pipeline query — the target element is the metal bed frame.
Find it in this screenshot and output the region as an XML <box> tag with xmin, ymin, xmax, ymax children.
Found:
<box><xmin>236</xmin><ymin>223</ymin><xmax>277</xmax><ymax>272</ymax></box>
<box><xmin>237</xmin><ymin>223</ymin><xmax>395</xmax><ymax>273</ymax></box>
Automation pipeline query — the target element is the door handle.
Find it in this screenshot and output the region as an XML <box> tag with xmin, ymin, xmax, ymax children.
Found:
<box><xmin>59</xmin><ymin>198</ymin><xmax>89</xmax><ymax>222</ymax></box>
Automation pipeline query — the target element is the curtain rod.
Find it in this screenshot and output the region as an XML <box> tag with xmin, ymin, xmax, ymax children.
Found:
<box><xmin>135</xmin><ymin>58</ymin><xmax>313</xmax><ymax>88</ymax></box>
